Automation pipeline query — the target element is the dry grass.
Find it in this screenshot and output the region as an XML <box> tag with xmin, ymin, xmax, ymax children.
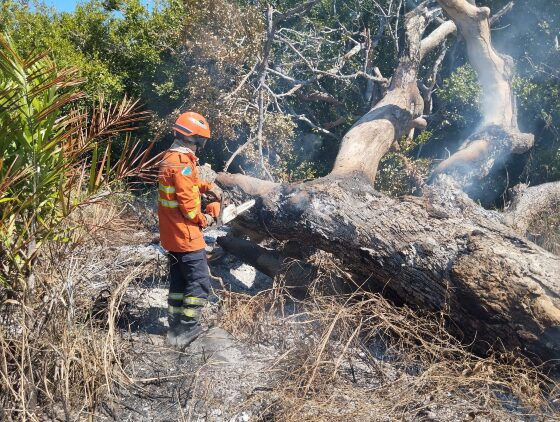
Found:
<box><xmin>527</xmin><ymin>198</ymin><xmax>560</xmax><ymax>255</ymax></box>
<box><xmin>0</xmin><ymin>193</ymin><xmax>157</xmax><ymax>421</ymax></box>
<box><xmin>1</xmin><ymin>192</ymin><xmax>558</xmax><ymax>421</ymax></box>
<box><xmin>218</xmin><ymin>261</ymin><xmax>560</xmax><ymax>421</ymax></box>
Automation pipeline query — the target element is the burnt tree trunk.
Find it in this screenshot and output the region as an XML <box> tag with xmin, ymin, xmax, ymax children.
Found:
<box><xmin>433</xmin><ymin>0</ymin><xmax>535</xmax><ymax>203</ymax></box>
<box><xmin>218</xmin><ymin>173</ymin><xmax>560</xmax><ymax>362</ymax></box>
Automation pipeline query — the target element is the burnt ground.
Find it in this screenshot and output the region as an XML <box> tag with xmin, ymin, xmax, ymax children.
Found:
<box><xmin>94</xmin><ymin>231</ymin><xmax>282</xmax><ymax>422</ymax></box>
<box><xmin>89</xmin><ymin>228</ymin><xmax>558</xmax><ymax>422</ymax></box>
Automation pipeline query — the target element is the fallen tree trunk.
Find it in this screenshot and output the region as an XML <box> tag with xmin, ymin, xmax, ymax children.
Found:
<box><xmin>217</xmin><ymin>172</ymin><xmax>560</xmax><ymax>362</ymax></box>
<box><xmin>216</xmin><ymin>235</ymin><xmax>316</xmax><ymax>295</ymax></box>
<box><xmin>504</xmin><ymin>181</ymin><xmax>560</xmax><ymax>236</ymax></box>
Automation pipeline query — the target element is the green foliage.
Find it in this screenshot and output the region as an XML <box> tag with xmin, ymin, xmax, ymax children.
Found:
<box><xmin>375</xmin><ymin>153</ymin><xmax>431</xmax><ymax>197</ymax></box>
<box><xmin>514</xmin><ymin>76</ymin><xmax>560</xmax><ymax>184</ymax></box>
<box><xmin>2</xmin><ymin>0</ymin><xmax>559</xmax><ymax>191</ymax></box>
<box><xmin>1</xmin><ymin>1</ymin><xmax>122</xmax><ymax>99</ymax></box>
<box><xmin>0</xmin><ymin>33</ymin><xmax>149</xmax><ymax>288</ymax></box>
<box><xmin>438</xmin><ymin>65</ymin><xmax>481</xmax><ymax>130</ymax></box>
<box><xmin>2</xmin><ymin>0</ymin><xmax>185</xmax><ymax>111</ymax></box>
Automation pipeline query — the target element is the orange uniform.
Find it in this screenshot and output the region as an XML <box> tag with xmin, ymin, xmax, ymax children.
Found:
<box><xmin>158</xmin><ymin>150</ymin><xmax>214</xmax><ymax>252</ymax></box>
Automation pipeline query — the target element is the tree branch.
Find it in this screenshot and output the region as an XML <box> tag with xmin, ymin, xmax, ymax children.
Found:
<box><xmin>276</xmin><ymin>0</ymin><xmax>321</xmax><ymax>22</ymax></box>
<box><xmin>419</xmin><ymin>1</ymin><xmax>515</xmax><ymax>60</ymax></box>
<box><xmin>224</xmin><ymin>136</ymin><xmax>253</xmax><ymax>172</ymax></box>
<box><xmin>295</xmin><ymin>114</ymin><xmax>340</xmax><ymax>140</ymax></box>
<box><xmin>420</xmin><ymin>20</ymin><xmax>456</xmax><ymax>60</ymax></box>
<box><xmin>331</xmin><ymin>2</ymin><xmax>432</xmax><ymax>181</ymax></box>
<box><xmin>489</xmin><ymin>1</ymin><xmax>514</xmax><ymax>25</ymax></box>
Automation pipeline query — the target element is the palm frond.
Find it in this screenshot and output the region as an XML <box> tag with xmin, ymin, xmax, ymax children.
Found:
<box><xmin>0</xmin><ymin>32</ymin><xmax>154</xmax><ymax>288</ymax></box>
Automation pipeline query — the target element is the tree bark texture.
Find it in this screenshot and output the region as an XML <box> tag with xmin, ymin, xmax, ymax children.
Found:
<box><xmin>504</xmin><ymin>181</ymin><xmax>560</xmax><ymax>236</ymax></box>
<box><xmin>217</xmin><ymin>172</ymin><xmax>560</xmax><ymax>363</ymax></box>
<box><xmin>330</xmin><ymin>5</ymin><xmax>430</xmax><ymax>183</ymax></box>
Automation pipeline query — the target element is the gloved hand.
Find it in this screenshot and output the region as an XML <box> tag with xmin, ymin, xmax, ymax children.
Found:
<box><xmin>205</xmin><ymin>202</ymin><xmax>221</xmax><ymax>218</ymax></box>
<box><xmin>204</xmin><ymin>213</ymin><xmax>215</xmax><ymax>227</ymax></box>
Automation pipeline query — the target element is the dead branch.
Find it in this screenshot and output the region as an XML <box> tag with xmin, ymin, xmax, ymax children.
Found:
<box><xmin>295</xmin><ymin>114</ymin><xmax>340</xmax><ymax>141</ymax></box>
<box><xmin>223</xmin><ymin>136</ymin><xmax>253</xmax><ymax>172</ymax></box>
<box><xmin>217</xmin><ymin>171</ymin><xmax>560</xmax><ymax>363</ymax></box>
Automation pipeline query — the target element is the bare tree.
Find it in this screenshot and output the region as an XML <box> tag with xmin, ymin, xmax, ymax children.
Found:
<box><xmin>220</xmin><ymin>0</ymin><xmax>400</xmax><ymax>178</ymax></box>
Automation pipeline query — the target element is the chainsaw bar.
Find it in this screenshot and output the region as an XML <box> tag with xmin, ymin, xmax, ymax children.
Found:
<box><xmin>220</xmin><ymin>199</ymin><xmax>255</xmax><ymax>225</ymax></box>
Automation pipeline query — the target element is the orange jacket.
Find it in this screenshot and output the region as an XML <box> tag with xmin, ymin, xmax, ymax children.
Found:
<box><xmin>158</xmin><ymin>150</ymin><xmax>213</xmax><ymax>252</ymax></box>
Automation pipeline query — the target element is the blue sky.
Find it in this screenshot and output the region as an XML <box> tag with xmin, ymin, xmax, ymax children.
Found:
<box><xmin>44</xmin><ymin>0</ymin><xmax>79</xmax><ymax>12</ymax></box>
<box><xmin>41</xmin><ymin>0</ymin><xmax>154</xmax><ymax>12</ymax></box>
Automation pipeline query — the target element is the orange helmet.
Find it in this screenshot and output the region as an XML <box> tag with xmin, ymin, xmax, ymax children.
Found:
<box><xmin>173</xmin><ymin>111</ymin><xmax>211</xmax><ymax>140</ymax></box>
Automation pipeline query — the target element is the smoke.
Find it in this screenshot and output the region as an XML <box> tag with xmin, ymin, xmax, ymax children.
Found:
<box><xmin>433</xmin><ymin>0</ymin><xmax>560</xmax><ymax>207</ymax></box>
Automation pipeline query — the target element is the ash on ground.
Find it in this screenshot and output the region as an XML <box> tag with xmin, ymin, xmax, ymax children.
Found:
<box><xmin>96</xmin><ymin>231</ymin><xmax>277</xmax><ymax>422</ymax></box>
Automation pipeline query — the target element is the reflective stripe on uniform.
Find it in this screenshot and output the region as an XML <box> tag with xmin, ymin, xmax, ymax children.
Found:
<box><xmin>185</xmin><ymin>209</ymin><xmax>197</xmax><ymax>219</ymax></box>
<box><xmin>159</xmin><ymin>183</ymin><xmax>176</xmax><ymax>194</ymax></box>
<box><xmin>195</xmin><ymin>197</ymin><xmax>201</xmax><ymax>205</ymax></box>
<box><xmin>159</xmin><ymin>198</ymin><xmax>179</xmax><ymax>208</ymax></box>
<box><xmin>168</xmin><ymin>293</ymin><xmax>184</xmax><ymax>300</ymax></box>
<box><xmin>168</xmin><ymin>305</ymin><xmax>183</xmax><ymax>314</ymax></box>
<box><xmin>192</xmin><ymin>185</ymin><xmax>199</xmax><ymax>192</ymax></box>
<box><xmin>183</xmin><ymin>296</ymin><xmax>207</xmax><ymax>306</ymax></box>
<box><xmin>183</xmin><ymin>308</ymin><xmax>199</xmax><ymax>318</ymax></box>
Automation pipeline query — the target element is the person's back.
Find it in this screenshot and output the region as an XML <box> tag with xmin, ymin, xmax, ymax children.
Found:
<box><xmin>158</xmin><ymin>149</ymin><xmax>209</xmax><ymax>253</ymax></box>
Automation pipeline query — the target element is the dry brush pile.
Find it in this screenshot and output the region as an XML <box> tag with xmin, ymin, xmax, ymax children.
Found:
<box><xmin>218</xmin><ymin>257</ymin><xmax>560</xmax><ymax>421</ymax></box>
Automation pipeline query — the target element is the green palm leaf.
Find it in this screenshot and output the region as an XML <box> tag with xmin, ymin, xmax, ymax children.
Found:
<box><xmin>0</xmin><ymin>32</ymin><xmax>154</xmax><ymax>289</ymax></box>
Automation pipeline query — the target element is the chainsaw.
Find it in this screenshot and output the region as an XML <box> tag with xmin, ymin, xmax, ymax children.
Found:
<box><xmin>217</xmin><ymin>198</ymin><xmax>255</xmax><ymax>227</ymax></box>
<box><xmin>207</xmin><ymin>191</ymin><xmax>255</xmax><ymax>229</ymax></box>
<box><xmin>204</xmin><ymin>194</ymin><xmax>254</xmax><ymax>261</ymax></box>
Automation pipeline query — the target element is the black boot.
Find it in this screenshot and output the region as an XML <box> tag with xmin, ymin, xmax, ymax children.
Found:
<box><xmin>174</xmin><ymin>301</ymin><xmax>205</xmax><ymax>348</ymax></box>
<box><xmin>166</xmin><ymin>313</ymin><xmax>184</xmax><ymax>346</ymax></box>
<box><xmin>167</xmin><ymin>303</ymin><xmax>205</xmax><ymax>348</ymax></box>
<box><xmin>173</xmin><ymin>319</ymin><xmax>203</xmax><ymax>348</ymax></box>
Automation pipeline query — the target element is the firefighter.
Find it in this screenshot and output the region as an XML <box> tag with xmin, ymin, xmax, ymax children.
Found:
<box><xmin>158</xmin><ymin>111</ymin><xmax>221</xmax><ymax>347</ymax></box>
